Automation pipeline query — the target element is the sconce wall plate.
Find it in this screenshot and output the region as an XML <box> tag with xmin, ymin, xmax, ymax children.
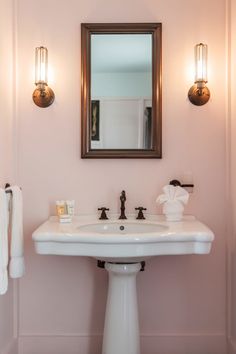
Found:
<box><xmin>32</xmin><ymin>86</ymin><xmax>55</xmax><ymax>108</ymax></box>
<box><xmin>188</xmin><ymin>85</ymin><xmax>210</xmax><ymax>106</ymax></box>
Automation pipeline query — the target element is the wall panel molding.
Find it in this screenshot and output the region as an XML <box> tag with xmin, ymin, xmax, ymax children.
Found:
<box><xmin>18</xmin><ymin>332</ymin><xmax>226</xmax><ymax>354</ymax></box>
<box><xmin>1</xmin><ymin>338</ymin><xmax>18</xmax><ymax>354</ymax></box>
<box><xmin>229</xmin><ymin>337</ymin><xmax>236</xmax><ymax>354</ymax></box>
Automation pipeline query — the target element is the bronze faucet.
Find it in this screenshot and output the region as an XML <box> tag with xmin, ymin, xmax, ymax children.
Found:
<box><xmin>119</xmin><ymin>190</ymin><xmax>127</xmax><ymax>219</ymax></box>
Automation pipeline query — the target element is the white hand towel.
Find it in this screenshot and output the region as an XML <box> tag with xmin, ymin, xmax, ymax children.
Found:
<box><xmin>156</xmin><ymin>185</ymin><xmax>189</xmax><ymax>221</ymax></box>
<box><xmin>6</xmin><ymin>186</ymin><xmax>25</xmax><ymax>278</ymax></box>
<box><xmin>0</xmin><ymin>189</ymin><xmax>9</xmax><ymax>294</ymax></box>
<box><xmin>156</xmin><ymin>185</ymin><xmax>189</xmax><ymax>205</ymax></box>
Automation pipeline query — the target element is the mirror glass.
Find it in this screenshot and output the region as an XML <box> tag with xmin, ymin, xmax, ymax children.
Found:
<box><xmin>91</xmin><ymin>34</ymin><xmax>152</xmax><ymax>149</ymax></box>
<box><xmin>81</xmin><ymin>23</ymin><xmax>162</xmax><ymax>158</ymax></box>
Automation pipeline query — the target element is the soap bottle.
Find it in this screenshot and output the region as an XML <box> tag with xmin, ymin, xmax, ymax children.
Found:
<box><xmin>56</xmin><ymin>200</ymin><xmax>67</xmax><ymax>216</ymax></box>
<box><xmin>66</xmin><ymin>200</ymin><xmax>75</xmax><ymax>217</ymax></box>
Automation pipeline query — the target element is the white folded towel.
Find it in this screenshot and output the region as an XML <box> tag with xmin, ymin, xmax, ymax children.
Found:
<box><xmin>0</xmin><ymin>189</ymin><xmax>9</xmax><ymax>294</ymax></box>
<box><xmin>156</xmin><ymin>185</ymin><xmax>189</xmax><ymax>221</ymax></box>
<box><xmin>6</xmin><ymin>186</ymin><xmax>25</xmax><ymax>278</ymax></box>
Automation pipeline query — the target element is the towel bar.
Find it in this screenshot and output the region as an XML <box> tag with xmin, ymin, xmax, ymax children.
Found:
<box><xmin>5</xmin><ymin>183</ymin><xmax>12</xmax><ymax>194</ymax></box>
<box><xmin>169</xmin><ymin>179</ymin><xmax>194</xmax><ymax>188</ymax></box>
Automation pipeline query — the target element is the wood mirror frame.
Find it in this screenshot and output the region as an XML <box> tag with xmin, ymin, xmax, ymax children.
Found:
<box><xmin>81</xmin><ymin>23</ymin><xmax>162</xmax><ymax>158</ymax></box>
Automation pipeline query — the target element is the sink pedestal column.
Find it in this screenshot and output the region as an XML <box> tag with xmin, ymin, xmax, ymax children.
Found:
<box><xmin>102</xmin><ymin>262</ymin><xmax>141</xmax><ymax>354</ymax></box>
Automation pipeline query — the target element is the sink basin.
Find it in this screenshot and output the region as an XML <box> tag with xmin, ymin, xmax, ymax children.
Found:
<box><xmin>32</xmin><ymin>214</ymin><xmax>214</xmax><ymax>262</ymax></box>
<box><xmin>77</xmin><ymin>221</ymin><xmax>167</xmax><ymax>234</ymax></box>
<box><xmin>32</xmin><ymin>213</ymin><xmax>214</xmax><ymax>354</ymax></box>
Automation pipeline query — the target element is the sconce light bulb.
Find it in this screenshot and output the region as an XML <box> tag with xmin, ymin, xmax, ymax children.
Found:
<box><xmin>195</xmin><ymin>43</ymin><xmax>208</xmax><ymax>84</ymax></box>
<box><xmin>35</xmin><ymin>46</ymin><xmax>48</xmax><ymax>86</ymax></box>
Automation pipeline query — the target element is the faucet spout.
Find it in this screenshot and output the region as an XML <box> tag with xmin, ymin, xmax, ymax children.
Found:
<box><xmin>119</xmin><ymin>190</ymin><xmax>127</xmax><ymax>219</ymax></box>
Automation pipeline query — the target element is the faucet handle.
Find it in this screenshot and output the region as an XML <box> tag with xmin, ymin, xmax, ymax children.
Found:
<box><xmin>98</xmin><ymin>207</ymin><xmax>109</xmax><ymax>220</ymax></box>
<box><xmin>135</xmin><ymin>207</ymin><xmax>147</xmax><ymax>220</ymax></box>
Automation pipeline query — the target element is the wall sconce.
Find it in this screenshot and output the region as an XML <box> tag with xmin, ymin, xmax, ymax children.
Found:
<box><xmin>32</xmin><ymin>46</ymin><xmax>55</xmax><ymax>108</ymax></box>
<box><xmin>188</xmin><ymin>43</ymin><xmax>210</xmax><ymax>106</ymax></box>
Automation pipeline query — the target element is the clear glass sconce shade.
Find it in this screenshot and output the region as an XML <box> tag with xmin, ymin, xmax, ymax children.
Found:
<box><xmin>194</xmin><ymin>43</ymin><xmax>208</xmax><ymax>83</ymax></box>
<box><xmin>35</xmin><ymin>46</ymin><xmax>48</xmax><ymax>85</ymax></box>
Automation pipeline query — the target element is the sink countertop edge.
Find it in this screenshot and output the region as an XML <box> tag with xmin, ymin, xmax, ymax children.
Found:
<box><xmin>32</xmin><ymin>214</ymin><xmax>215</xmax><ymax>244</ymax></box>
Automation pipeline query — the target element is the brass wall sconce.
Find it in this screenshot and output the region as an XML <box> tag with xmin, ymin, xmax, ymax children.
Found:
<box><xmin>188</xmin><ymin>43</ymin><xmax>210</xmax><ymax>106</ymax></box>
<box><xmin>32</xmin><ymin>46</ymin><xmax>55</xmax><ymax>108</ymax></box>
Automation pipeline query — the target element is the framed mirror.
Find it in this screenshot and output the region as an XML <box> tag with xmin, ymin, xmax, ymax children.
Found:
<box><xmin>81</xmin><ymin>23</ymin><xmax>162</xmax><ymax>158</ymax></box>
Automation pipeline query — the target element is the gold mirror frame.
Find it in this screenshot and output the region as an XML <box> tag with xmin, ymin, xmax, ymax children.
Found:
<box><xmin>81</xmin><ymin>23</ymin><xmax>162</xmax><ymax>158</ymax></box>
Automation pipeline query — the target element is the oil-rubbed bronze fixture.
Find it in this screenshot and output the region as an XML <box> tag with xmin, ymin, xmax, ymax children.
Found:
<box><xmin>135</xmin><ymin>207</ymin><xmax>147</xmax><ymax>220</ymax></box>
<box><xmin>119</xmin><ymin>190</ymin><xmax>127</xmax><ymax>220</ymax></box>
<box><xmin>188</xmin><ymin>43</ymin><xmax>210</xmax><ymax>106</ymax></box>
<box><xmin>169</xmin><ymin>179</ymin><xmax>194</xmax><ymax>189</ymax></box>
<box><xmin>98</xmin><ymin>207</ymin><xmax>109</xmax><ymax>220</ymax></box>
<box><xmin>32</xmin><ymin>46</ymin><xmax>55</xmax><ymax>108</ymax></box>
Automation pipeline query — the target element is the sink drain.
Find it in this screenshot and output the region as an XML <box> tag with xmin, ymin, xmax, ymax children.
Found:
<box><xmin>120</xmin><ymin>225</ymin><xmax>125</xmax><ymax>231</ymax></box>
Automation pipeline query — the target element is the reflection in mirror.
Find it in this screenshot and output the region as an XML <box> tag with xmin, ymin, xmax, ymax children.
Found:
<box><xmin>91</xmin><ymin>34</ymin><xmax>152</xmax><ymax>149</ymax></box>
<box><xmin>81</xmin><ymin>23</ymin><xmax>162</xmax><ymax>158</ymax></box>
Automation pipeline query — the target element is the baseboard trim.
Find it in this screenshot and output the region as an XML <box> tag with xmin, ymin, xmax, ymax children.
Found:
<box><xmin>1</xmin><ymin>338</ymin><xmax>18</xmax><ymax>354</ymax></box>
<box><xmin>228</xmin><ymin>337</ymin><xmax>236</xmax><ymax>354</ymax></box>
<box><xmin>18</xmin><ymin>332</ymin><xmax>226</xmax><ymax>354</ymax></box>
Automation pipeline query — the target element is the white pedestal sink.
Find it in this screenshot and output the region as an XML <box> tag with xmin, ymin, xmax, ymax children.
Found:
<box><xmin>32</xmin><ymin>214</ymin><xmax>214</xmax><ymax>354</ymax></box>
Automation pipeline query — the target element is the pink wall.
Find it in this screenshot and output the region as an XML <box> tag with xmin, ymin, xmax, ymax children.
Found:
<box><xmin>0</xmin><ymin>0</ymin><xmax>14</xmax><ymax>183</ymax></box>
<box><xmin>0</xmin><ymin>1</ymin><xmax>16</xmax><ymax>353</ymax></box>
<box><xmin>229</xmin><ymin>0</ymin><xmax>236</xmax><ymax>352</ymax></box>
<box><xmin>16</xmin><ymin>0</ymin><xmax>227</xmax><ymax>353</ymax></box>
